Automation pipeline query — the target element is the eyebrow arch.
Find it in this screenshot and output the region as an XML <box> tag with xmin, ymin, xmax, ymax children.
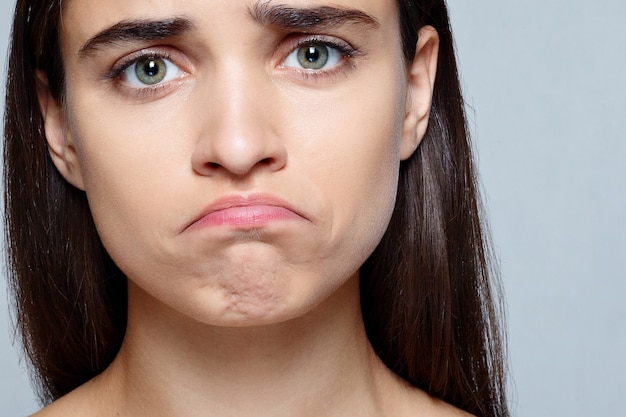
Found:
<box><xmin>79</xmin><ymin>18</ymin><xmax>194</xmax><ymax>56</ymax></box>
<box><xmin>250</xmin><ymin>2</ymin><xmax>380</xmax><ymax>30</ymax></box>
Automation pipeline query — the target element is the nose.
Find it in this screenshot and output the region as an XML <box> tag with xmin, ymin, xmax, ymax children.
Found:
<box><xmin>191</xmin><ymin>66</ymin><xmax>287</xmax><ymax>178</ymax></box>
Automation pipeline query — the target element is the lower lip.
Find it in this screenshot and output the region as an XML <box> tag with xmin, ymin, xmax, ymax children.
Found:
<box><xmin>191</xmin><ymin>205</ymin><xmax>302</xmax><ymax>229</ymax></box>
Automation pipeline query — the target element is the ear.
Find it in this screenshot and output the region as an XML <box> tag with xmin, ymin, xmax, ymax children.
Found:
<box><xmin>36</xmin><ymin>71</ymin><xmax>85</xmax><ymax>190</ymax></box>
<box><xmin>400</xmin><ymin>25</ymin><xmax>440</xmax><ymax>161</ymax></box>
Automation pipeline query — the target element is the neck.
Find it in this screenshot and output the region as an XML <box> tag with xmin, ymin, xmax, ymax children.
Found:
<box><xmin>96</xmin><ymin>276</ymin><xmax>401</xmax><ymax>417</ymax></box>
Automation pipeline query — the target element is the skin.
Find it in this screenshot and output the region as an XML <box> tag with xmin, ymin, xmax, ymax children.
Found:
<box><xmin>35</xmin><ymin>0</ymin><xmax>470</xmax><ymax>415</ymax></box>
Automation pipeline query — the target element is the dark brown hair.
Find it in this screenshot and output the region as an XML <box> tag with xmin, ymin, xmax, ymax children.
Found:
<box><xmin>4</xmin><ymin>0</ymin><xmax>508</xmax><ymax>416</ymax></box>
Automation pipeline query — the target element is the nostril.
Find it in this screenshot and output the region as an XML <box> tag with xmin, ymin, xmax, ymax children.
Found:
<box><xmin>192</xmin><ymin>142</ymin><xmax>287</xmax><ymax>177</ymax></box>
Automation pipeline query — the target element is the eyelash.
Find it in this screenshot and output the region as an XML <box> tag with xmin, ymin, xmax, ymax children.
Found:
<box><xmin>280</xmin><ymin>35</ymin><xmax>360</xmax><ymax>79</ymax></box>
<box><xmin>106</xmin><ymin>49</ymin><xmax>179</xmax><ymax>99</ymax></box>
<box><xmin>105</xmin><ymin>35</ymin><xmax>361</xmax><ymax>99</ymax></box>
<box><xmin>108</xmin><ymin>51</ymin><xmax>173</xmax><ymax>78</ymax></box>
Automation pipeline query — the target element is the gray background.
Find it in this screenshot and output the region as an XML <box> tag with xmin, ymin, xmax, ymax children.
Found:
<box><xmin>1</xmin><ymin>0</ymin><xmax>625</xmax><ymax>415</ymax></box>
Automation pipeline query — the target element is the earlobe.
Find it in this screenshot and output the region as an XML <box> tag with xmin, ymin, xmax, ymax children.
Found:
<box><xmin>400</xmin><ymin>25</ymin><xmax>440</xmax><ymax>161</ymax></box>
<box><xmin>35</xmin><ymin>71</ymin><xmax>85</xmax><ymax>190</ymax></box>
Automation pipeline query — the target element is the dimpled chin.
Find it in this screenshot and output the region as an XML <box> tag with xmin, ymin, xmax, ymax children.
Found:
<box><xmin>169</xmin><ymin>243</ymin><xmax>320</xmax><ymax>327</ymax></box>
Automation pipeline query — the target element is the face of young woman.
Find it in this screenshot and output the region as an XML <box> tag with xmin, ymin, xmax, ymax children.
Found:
<box><xmin>47</xmin><ymin>0</ymin><xmax>432</xmax><ymax>326</ymax></box>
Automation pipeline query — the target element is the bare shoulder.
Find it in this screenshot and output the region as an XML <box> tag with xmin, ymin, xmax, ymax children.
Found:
<box><xmin>28</xmin><ymin>381</ymin><xmax>105</xmax><ymax>417</ymax></box>
<box><xmin>402</xmin><ymin>387</ymin><xmax>475</xmax><ymax>417</ymax></box>
<box><xmin>383</xmin><ymin>373</ymin><xmax>474</xmax><ymax>417</ymax></box>
<box><xmin>419</xmin><ymin>394</ymin><xmax>475</xmax><ymax>417</ymax></box>
<box><xmin>375</xmin><ymin>361</ymin><xmax>475</xmax><ymax>417</ymax></box>
<box><xmin>30</xmin><ymin>401</ymin><xmax>73</xmax><ymax>417</ymax></box>
<box><xmin>29</xmin><ymin>395</ymin><xmax>85</xmax><ymax>417</ymax></box>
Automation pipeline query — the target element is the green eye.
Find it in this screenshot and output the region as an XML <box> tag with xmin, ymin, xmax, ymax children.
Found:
<box><xmin>135</xmin><ymin>56</ymin><xmax>167</xmax><ymax>85</ymax></box>
<box><xmin>296</xmin><ymin>44</ymin><xmax>330</xmax><ymax>70</ymax></box>
<box><xmin>283</xmin><ymin>41</ymin><xmax>344</xmax><ymax>72</ymax></box>
<box><xmin>121</xmin><ymin>55</ymin><xmax>182</xmax><ymax>89</ymax></box>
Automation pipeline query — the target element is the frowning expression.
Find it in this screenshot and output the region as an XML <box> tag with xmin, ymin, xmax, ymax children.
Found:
<box><xmin>42</xmin><ymin>0</ymin><xmax>437</xmax><ymax>326</ymax></box>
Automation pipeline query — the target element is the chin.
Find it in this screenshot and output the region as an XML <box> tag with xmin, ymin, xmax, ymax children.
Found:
<box><xmin>181</xmin><ymin>273</ymin><xmax>346</xmax><ymax>329</ymax></box>
<box><xmin>175</xmin><ymin>282</ymin><xmax>305</xmax><ymax>328</ymax></box>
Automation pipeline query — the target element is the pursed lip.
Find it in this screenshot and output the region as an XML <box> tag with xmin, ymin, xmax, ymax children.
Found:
<box><xmin>185</xmin><ymin>193</ymin><xmax>306</xmax><ymax>231</ymax></box>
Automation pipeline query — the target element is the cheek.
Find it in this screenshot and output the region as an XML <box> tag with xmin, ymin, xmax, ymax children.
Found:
<box><xmin>66</xmin><ymin>95</ymin><xmax>193</xmax><ymax>263</ymax></box>
<box><xmin>280</xmin><ymin>74</ymin><xmax>407</xmax><ymax>262</ymax></box>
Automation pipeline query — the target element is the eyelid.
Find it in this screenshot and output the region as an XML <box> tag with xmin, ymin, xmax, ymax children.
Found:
<box><xmin>106</xmin><ymin>47</ymin><xmax>192</xmax><ymax>96</ymax></box>
<box><xmin>277</xmin><ymin>34</ymin><xmax>361</xmax><ymax>74</ymax></box>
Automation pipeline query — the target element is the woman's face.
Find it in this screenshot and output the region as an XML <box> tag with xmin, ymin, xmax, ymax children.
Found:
<box><xmin>43</xmin><ymin>0</ymin><xmax>436</xmax><ymax>326</ymax></box>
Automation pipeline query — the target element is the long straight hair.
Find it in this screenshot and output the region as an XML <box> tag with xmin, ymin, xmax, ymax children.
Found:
<box><xmin>4</xmin><ymin>0</ymin><xmax>508</xmax><ymax>415</ymax></box>
<box><xmin>362</xmin><ymin>2</ymin><xmax>508</xmax><ymax>416</ymax></box>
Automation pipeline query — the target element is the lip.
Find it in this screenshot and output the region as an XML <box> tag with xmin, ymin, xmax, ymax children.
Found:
<box><xmin>186</xmin><ymin>193</ymin><xmax>306</xmax><ymax>231</ymax></box>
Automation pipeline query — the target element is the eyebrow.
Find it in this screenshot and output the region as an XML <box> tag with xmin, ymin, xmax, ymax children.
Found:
<box><xmin>249</xmin><ymin>2</ymin><xmax>380</xmax><ymax>30</ymax></box>
<box><xmin>77</xmin><ymin>4</ymin><xmax>378</xmax><ymax>56</ymax></box>
<box><xmin>78</xmin><ymin>18</ymin><xmax>194</xmax><ymax>56</ymax></box>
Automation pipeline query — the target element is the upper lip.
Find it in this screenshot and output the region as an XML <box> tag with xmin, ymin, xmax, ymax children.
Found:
<box><xmin>185</xmin><ymin>193</ymin><xmax>305</xmax><ymax>230</ymax></box>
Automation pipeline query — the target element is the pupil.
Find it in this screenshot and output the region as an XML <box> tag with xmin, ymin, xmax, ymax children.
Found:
<box><xmin>144</xmin><ymin>59</ymin><xmax>159</xmax><ymax>77</ymax></box>
<box><xmin>297</xmin><ymin>44</ymin><xmax>329</xmax><ymax>70</ymax></box>
<box><xmin>305</xmin><ymin>47</ymin><xmax>320</xmax><ymax>62</ymax></box>
<box><xmin>134</xmin><ymin>56</ymin><xmax>167</xmax><ymax>85</ymax></box>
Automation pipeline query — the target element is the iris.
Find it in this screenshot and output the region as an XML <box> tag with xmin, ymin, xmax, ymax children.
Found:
<box><xmin>135</xmin><ymin>57</ymin><xmax>167</xmax><ymax>85</ymax></box>
<box><xmin>297</xmin><ymin>44</ymin><xmax>329</xmax><ymax>70</ymax></box>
